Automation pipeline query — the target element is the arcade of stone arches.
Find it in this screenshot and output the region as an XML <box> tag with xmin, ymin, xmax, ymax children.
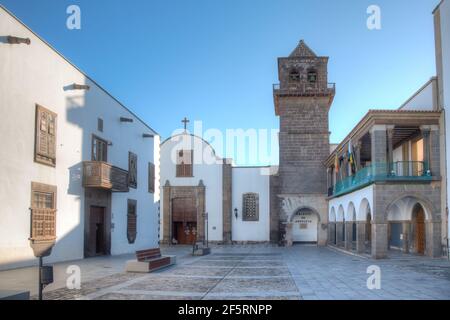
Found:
<box><xmin>328</xmin><ymin>196</ymin><xmax>435</xmax><ymax>257</ymax></box>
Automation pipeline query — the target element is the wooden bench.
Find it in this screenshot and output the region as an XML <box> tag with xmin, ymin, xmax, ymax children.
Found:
<box><xmin>125</xmin><ymin>248</ymin><xmax>176</xmax><ymax>273</ymax></box>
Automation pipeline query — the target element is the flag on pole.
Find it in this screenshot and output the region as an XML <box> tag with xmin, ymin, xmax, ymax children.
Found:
<box><xmin>348</xmin><ymin>140</ymin><xmax>355</xmax><ymax>174</ymax></box>
<box><xmin>334</xmin><ymin>152</ymin><xmax>339</xmax><ymax>174</ymax></box>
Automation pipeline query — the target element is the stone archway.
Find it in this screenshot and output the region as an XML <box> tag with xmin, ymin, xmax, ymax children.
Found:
<box><xmin>384</xmin><ymin>194</ymin><xmax>441</xmax><ymax>257</ymax></box>
<box><xmin>289</xmin><ymin>207</ymin><xmax>320</xmax><ymax>244</ymax></box>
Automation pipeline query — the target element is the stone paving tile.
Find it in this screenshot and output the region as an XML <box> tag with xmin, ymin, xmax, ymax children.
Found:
<box><xmin>22</xmin><ymin>244</ymin><xmax>450</xmax><ymax>300</ymax></box>
<box><xmin>125</xmin><ymin>276</ymin><xmax>220</xmax><ymax>293</ymax></box>
<box><xmin>210</xmin><ymin>278</ymin><xmax>298</xmax><ymax>294</ymax></box>
<box><xmin>228</xmin><ymin>267</ymin><xmax>290</xmax><ymax>277</ymax></box>
<box><xmin>167</xmin><ymin>266</ymin><xmax>231</xmax><ymax>277</ymax></box>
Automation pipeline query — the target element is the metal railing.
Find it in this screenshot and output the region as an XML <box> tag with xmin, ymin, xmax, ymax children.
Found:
<box><xmin>331</xmin><ymin>161</ymin><xmax>431</xmax><ymax>197</ymax></box>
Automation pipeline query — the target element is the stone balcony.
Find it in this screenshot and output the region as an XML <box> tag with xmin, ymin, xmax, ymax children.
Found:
<box><xmin>82</xmin><ymin>161</ymin><xmax>129</xmax><ymax>192</ymax></box>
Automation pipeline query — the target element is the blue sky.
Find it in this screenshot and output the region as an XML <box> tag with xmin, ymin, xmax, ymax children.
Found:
<box><xmin>0</xmin><ymin>0</ymin><xmax>440</xmax><ymax>165</ymax></box>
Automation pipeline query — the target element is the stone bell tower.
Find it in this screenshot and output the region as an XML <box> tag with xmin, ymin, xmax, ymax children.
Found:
<box><xmin>272</xmin><ymin>40</ymin><xmax>335</xmax><ymax>246</ymax></box>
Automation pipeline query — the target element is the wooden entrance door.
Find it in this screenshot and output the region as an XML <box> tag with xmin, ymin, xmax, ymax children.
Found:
<box><xmin>172</xmin><ymin>197</ymin><xmax>197</xmax><ymax>244</ymax></box>
<box><xmin>415</xmin><ymin>208</ymin><xmax>426</xmax><ymax>255</ymax></box>
<box><xmin>88</xmin><ymin>206</ymin><xmax>106</xmax><ymax>256</ymax></box>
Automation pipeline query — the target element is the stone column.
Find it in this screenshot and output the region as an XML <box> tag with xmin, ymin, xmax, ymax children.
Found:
<box><xmin>370</xmin><ymin>125</ymin><xmax>387</xmax><ymax>174</ymax></box>
<box><xmin>387</xmin><ymin>126</ymin><xmax>395</xmax><ymax>174</ymax></box>
<box><xmin>329</xmin><ymin>222</ymin><xmax>336</xmax><ymax>245</ymax></box>
<box><xmin>196</xmin><ymin>182</ymin><xmax>206</xmax><ymax>242</ymax></box>
<box><xmin>371</xmin><ymin>223</ymin><xmax>388</xmax><ymax>259</ymax></box>
<box><xmin>421</xmin><ymin>126</ymin><xmax>431</xmax><ymax>174</ymax></box>
<box><xmin>355</xmin><ymin>140</ymin><xmax>362</xmax><ymax>171</ymax></box>
<box><xmin>336</xmin><ymin>222</ymin><xmax>343</xmax><ymax>247</ymax></box>
<box><xmin>162</xmin><ymin>181</ymin><xmax>171</xmax><ymax>245</ymax></box>
<box><xmin>345</xmin><ymin>222</ymin><xmax>353</xmax><ymax>251</ymax></box>
<box><xmin>285</xmin><ymin>222</ymin><xmax>293</xmax><ymax>247</ymax></box>
<box><xmin>402</xmin><ymin>221</ymin><xmax>411</xmax><ymax>253</ymax></box>
<box><xmin>356</xmin><ymin>222</ymin><xmax>366</xmax><ymax>253</ymax></box>
<box><xmin>426</xmin><ymin>220</ymin><xmax>442</xmax><ymax>257</ymax></box>
<box><xmin>222</xmin><ymin>159</ymin><xmax>232</xmax><ymax>243</ymax></box>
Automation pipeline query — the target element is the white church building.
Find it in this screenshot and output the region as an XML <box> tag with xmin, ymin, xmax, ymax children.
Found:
<box><xmin>0</xmin><ymin>6</ymin><xmax>160</xmax><ymax>270</ymax></box>
<box><xmin>159</xmin><ymin>133</ymin><xmax>271</xmax><ymax>244</ymax></box>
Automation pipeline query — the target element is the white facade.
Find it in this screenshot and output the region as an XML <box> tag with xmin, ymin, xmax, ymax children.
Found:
<box><xmin>399</xmin><ymin>78</ymin><xmax>438</xmax><ymax>111</ymax></box>
<box><xmin>160</xmin><ymin>134</ymin><xmax>224</xmax><ymax>241</ymax></box>
<box><xmin>328</xmin><ymin>185</ymin><xmax>374</xmax><ymax>223</ymax></box>
<box><xmin>435</xmin><ymin>0</ymin><xmax>450</xmax><ymax>242</ymax></box>
<box><xmin>0</xmin><ymin>7</ymin><xmax>159</xmax><ymax>270</ymax></box>
<box><xmin>232</xmin><ymin>167</ymin><xmax>270</xmax><ymax>242</ymax></box>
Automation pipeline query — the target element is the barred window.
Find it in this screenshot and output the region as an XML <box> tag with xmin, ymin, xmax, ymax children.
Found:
<box><xmin>242</xmin><ymin>193</ymin><xmax>259</xmax><ymax>221</ymax></box>
<box><xmin>127</xmin><ymin>199</ymin><xmax>137</xmax><ymax>244</ymax></box>
<box><xmin>176</xmin><ymin>150</ymin><xmax>193</xmax><ymax>177</ymax></box>
<box><xmin>30</xmin><ymin>182</ymin><xmax>57</xmax><ymax>241</ymax></box>
<box><xmin>35</xmin><ymin>105</ymin><xmax>57</xmax><ymax>167</ymax></box>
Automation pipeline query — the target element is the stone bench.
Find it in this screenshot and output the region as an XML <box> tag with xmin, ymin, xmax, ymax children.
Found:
<box><xmin>192</xmin><ymin>241</ymin><xmax>211</xmax><ymax>256</ymax></box>
<box><xmin>125</xmin><ymin>248</ymin><xmax>176</xmax><ymax>273</ymax></box>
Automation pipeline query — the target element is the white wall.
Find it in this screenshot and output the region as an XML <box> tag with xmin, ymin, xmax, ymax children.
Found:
<box><xmin>0</xmin><ymin>7</ymin><xmax>159</xmax><ymax>269</ymax></box>
<box><xmin>231</xmin><ymin>167</ymin><xmax>270</xmax><ymax>242</ymax></box>
<box><xmin>328</xmin><ymin>185</ymin><xmax>374</xmax><ymax>222</ymax></box>
<box><xmin>436</xmin><ymin>0</ymin><xmax>450</xmax><ymax>242</ymax></box>
<box><xmin>159</xmin><ymin>134</ymin><xmax>224</xmax><ymax>241</ymax></box>
<box><xmin>400</xmin><ymin>79</ymin><xmax>436</xmax><ymax>111</ymax></box>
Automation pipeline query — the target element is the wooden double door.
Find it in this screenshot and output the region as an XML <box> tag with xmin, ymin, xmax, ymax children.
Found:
<box><xmin>172</xmin><ymin>197</ymin><xmax>197</xmax><ymax>245</ymax></box>
<box><xmin>415</xmin><ymin>208</ymin><xmax>426</xmax><ymax>255</ymax></box>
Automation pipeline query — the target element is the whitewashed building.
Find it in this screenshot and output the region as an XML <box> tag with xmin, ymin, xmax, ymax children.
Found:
<box><xmin>434</xmin><ymin>0</ymin><xmax>450</xmax><ymax>246</ymax></box>
<box><xmin>159</xmin><ymin>133</ymin><xmax>271</xmax><ymax>244</ymax></box>
<box><xmin>0</xmin><ymin>6</ymin><xmax>160</xmax><ymax>270</ymax></box>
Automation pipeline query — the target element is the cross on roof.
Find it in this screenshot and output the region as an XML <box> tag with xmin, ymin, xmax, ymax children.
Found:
<box><xmin>182</xmin><ymin>117</ymin><xmax>190</xmax><ymax>131</ymax></box>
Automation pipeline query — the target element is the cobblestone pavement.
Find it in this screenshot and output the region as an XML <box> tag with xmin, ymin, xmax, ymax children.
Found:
<box><xmin>3</xmin><ymin>244</ymin><xmax>450</xmax><ymax>300</ymax></box>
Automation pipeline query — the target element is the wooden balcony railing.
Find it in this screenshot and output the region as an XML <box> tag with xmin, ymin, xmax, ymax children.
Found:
<box><xmin>83</xmin><ymin>161</ymin><xmax>129</xmax><ymax>192</ymax></box>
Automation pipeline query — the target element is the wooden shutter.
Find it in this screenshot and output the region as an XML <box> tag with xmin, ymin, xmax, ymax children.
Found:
<box><xmin>128</xmin><ymin>152</ymin><xmax>137</xmax><ymax>188</ymax></box>
<box><xmin>30</xmin><ymin>182</ymin><xmax>57</xmax><ymax>241</ymax></box>
<box><xmin>176</xmin><ymin>150</ymin><xmax>193</xmax><ymax>177</ymax></box>
<box><xmin>148</xmin><ymin>162</ymin><xmax>155</xmax><ymax>193</ymax></box>
<box><xmin>35</xmin><ymin>105</ymin><xmax>57</xmax><ymax>166</ymax></box>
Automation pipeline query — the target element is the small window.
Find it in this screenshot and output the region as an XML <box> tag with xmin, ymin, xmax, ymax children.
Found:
<box><xmin>30</xmin><ymin>182</ymin><xmax>57</xmax><ymax>241</ymax></box>
<box><xmin>176</xmin><ymin>150</ymin><xmax>193</xmax><ymax>177</ymax></box>
<box><xmin>127</xmin><ymin>199</ymin><xmax>137</xmax><ymax>244</ymax></box>
<box><xmin>242</xmin><ymin>193</ymin><xmax>259</xmax><ymax>221</ymax></box>
<box><xmin>35</xmin><ymin>104</ymin><xmax>57</xmax><ymax>167</ymax></box>
<box><xmin>97</xmin><ymin>118</ymin><xmax>104</xmax><ymax>132</ymax></box>
<box><xmin>92</xmin><ymin>136</ymin><xmax>108</xmax><ymax>162</ymax></box>
<box><xmin>148</xmin><ymin>162</ymin><xmax>155</xmax><ymax>193</ymax></box>
<box><xmin>289</xmin><ymin>69</ymin><xmax>300</xmax><ymax>81</ymax></box>
<box><xmin>307</xmin><ymin>69</ymin><xmax>317</xmax><ymax>83</ymax></box>
<box><xmin>128</xmin><ymin>152</ymin><xmax>137</xmax><ymax>189</ymax></box>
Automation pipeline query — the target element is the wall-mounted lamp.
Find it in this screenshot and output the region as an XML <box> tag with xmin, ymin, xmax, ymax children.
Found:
<box><xmin>142</xmin><ymin>133</ymin><xmax>154</xmax><ymax>138</ymax></box>
<box><xmin>107</xmin><ymin>141</ymin><xmax>113</xmax><ymax>146</ymax></box>
<box><xmin>120</xmin><ymin>117</ymin><xmax>133</xmax><ymax>123</ymax></box>
<box><xmin>7</xmin><ymin>36</ymin><xmax>31</xmax><ymax>45</ymax></box>
<box><xmin>234</xmin><ymin>208</ymin><xmax>238</xmax><ymax>219</ymax></box>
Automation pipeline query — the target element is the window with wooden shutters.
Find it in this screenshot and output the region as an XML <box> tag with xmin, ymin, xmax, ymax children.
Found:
<box><xmin>92</xmin><ymin>135</ymin><xmax>108</xmax><ymax>162</ymax></box>
<box><xmin>148</xmin><ymin>162</ymin><xmax>155</xmax><ymax>193</ymax></box>
<box><xmin>127</xmin><ymin>199</ymin><xmax>137</xmax><ymax>244</ymax></box>
<box><xmin>30</xmin><ymin>182</ymin><xmax>57</xmax><ymax>241</ymax></box>
<box><xmin>242</xmin><ymin>193</ymin><xmax>259</xmax><ymax>221</ymax></box>
<box><xmin>35</xmin><ymin>105</ymin><xmax>57</xmax><ymax>167</ymax></box>
<box><xmin>129</xmin><ymin>152</ymin><xmax>137</xmax><ymax>188</ymax></box>
<box><xmin>176</xmin><ymin>149</ymin><xmax>193</xmax><ymax>177</ymax></box>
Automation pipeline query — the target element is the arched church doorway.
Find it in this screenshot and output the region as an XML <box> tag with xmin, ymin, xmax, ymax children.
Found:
<box><xmin>291</xmin><ymin>208</ymin><xmax>319</xmax><ymax>243</ymax></box>
<box><xmin>172</xmin><ymin>197</ymin><xmax>197</xmax><ymax>245</ymax></box>
<box><xmin>412</xmin><ymin>203</ymin><xmax>426</xmax><ymax>255</ymax></box>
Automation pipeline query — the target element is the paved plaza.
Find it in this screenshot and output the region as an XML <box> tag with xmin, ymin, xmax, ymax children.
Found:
<box><xmin>1</xmin><ymin>245</ymin><xmax>450</xmax><ymax>300</ymax></box>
